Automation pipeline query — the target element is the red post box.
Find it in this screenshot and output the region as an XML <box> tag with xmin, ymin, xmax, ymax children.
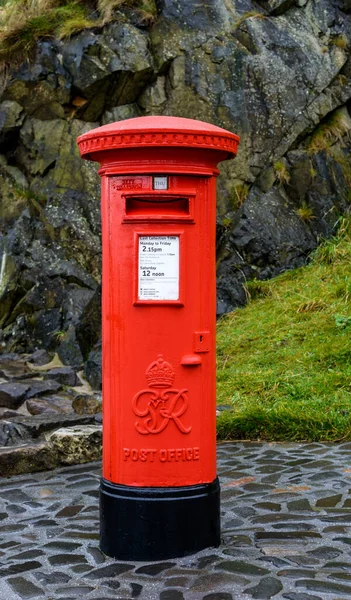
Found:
<box><xmin>77</xmin><ymin>116</ymin><xmax>239</xmax><ymax>560</ymax></box>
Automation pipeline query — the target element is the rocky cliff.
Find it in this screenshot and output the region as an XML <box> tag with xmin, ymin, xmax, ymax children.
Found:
<box><xmin>1</xmin><ymin>0</ymin><xmax>351</xmax><ymax>383</ymax></box>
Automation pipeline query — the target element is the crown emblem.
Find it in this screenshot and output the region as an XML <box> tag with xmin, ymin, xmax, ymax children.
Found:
<box><xmin>145</xmin><ymin>354</ymin><xmax>175</xmax><ymax>388</ymax></box>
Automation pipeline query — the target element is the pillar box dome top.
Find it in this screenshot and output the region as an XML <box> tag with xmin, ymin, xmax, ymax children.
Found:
<box><xmin>77</xmin><ymin>116</ymin><xmax>240</xmax><ymax>163</ymax></box>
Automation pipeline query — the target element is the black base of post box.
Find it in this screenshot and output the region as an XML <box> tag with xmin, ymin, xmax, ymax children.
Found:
<box><xmin>100</xmin><ymin>477</ymin><xmax>220</xmax><ymax>561</ymax></box>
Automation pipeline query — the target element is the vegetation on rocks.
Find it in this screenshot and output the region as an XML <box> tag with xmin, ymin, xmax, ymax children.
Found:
<box><xmin>0</xmin><ymin>0</ymin><xmax>157</xmax><ymax>63</ymax></box>
<box><xmin>216</xmin><ymin>218</ymin><xmax>351</xmax><ymax>443</ymax></box>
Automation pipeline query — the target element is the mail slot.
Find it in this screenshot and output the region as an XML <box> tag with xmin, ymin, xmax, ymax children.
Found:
<box><xmin>77</xmin><ymin>116</ymin><xmax>239</xmax><ymax>560</ymax></box>
<box><xmin>124</xmin><ymin>195</ymin><xmax>192</xmax><ymax>220</ymax></box>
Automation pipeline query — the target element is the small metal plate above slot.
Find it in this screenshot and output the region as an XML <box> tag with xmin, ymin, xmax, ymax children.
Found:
<box><xmin>153</xmin><ymin>176</ymin><xmax>168</xmax><ymax>190</ymax></box>
<box><xmin>194</xmin><ymin>331</ymin><xmax>210</xmax><ymax>353</ymax></box>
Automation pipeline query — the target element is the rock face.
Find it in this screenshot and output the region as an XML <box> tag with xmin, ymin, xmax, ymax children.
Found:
<box><xmin>1</xmin><ymin>0</ymin><xmax>351</xmax><ymax>358</ymax></box>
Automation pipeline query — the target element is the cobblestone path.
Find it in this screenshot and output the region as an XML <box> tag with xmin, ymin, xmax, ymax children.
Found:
<box><xmin>1</xmin><ymin>442</ymin><xmax>351</xmax><ymax>600</ymax></box>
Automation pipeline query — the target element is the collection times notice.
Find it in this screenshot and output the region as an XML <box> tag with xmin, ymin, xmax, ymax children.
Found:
<box><xmin>138</xmin><ymin>236</ymin><xmax>179</xmax><ymax>300</ymax></box>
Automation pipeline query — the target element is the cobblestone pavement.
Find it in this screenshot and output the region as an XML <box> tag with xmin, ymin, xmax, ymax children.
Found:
<box><xmin>1</xmin><ymin>441</ymin><xmax>351</xmax><ymax>600</ymax></box>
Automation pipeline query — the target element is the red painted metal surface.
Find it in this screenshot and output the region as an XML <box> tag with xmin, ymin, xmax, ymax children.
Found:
<box><xmin>78</xmin><ymin>117</ymin><xmax>239</xmax><ymax>488</ymax></box>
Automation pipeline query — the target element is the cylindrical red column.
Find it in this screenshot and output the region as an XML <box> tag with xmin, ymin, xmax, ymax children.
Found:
<box><xmin>77</xmin><ymin>117</ymin><xmax>239</xmax><ymax>560</ymax></box>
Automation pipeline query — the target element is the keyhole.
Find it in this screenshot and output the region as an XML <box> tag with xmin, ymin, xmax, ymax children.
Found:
<box><xmin>199</xmin><ymin>335</ymin><xmax>203</xmax><ymax>343</ymax></box>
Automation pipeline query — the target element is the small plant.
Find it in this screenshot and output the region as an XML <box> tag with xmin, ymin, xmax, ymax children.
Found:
<box><xmin>308</xmin><ymin>108</ymin><xmax>351</xmax><ymax>154</ymax></box>
<box><xmin>296</xmin><ymin>300</ymin><xmax>326</xmax><ymax>313</ymax></box>
<box><xmin>231</xmin><ymin>183</ymin><xmax>249</xmax><ymax>210</ymax></box>
<box><xmin>309</xmin><ymin>165</ymin><xmax>317</xmax><ymax>180</ymax></box>
<box><xmin>53</xmin><ymin>330</ymin><xmax>66</xmax><ymax>340</ymax></box>
<box><xmin>330</xmin><ymin>34</ymin><xmax>348</xmax><ymax>49</ymax></box>
<box><xmin>296</xmin><ymin>202</ymin><xmax>315</xmax><ymax>222</ymax></box>
<box><xmin>245</xmin><ymin>279</ymin><xmax>273</xmax><ymax>301</ymax></box>
<box><xmin>312</xmin><ymin>216</ymin><xmax>351</xmax><ymax>264</ymax></box>
<box><xmin>274</xmin><ymin>160</ymin><xmax>290</xmax><ymax>185</ymax></box>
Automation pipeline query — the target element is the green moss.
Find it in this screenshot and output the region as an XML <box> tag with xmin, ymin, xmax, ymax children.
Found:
<box><xmin>216</xmin><ymin>217</ymin><xmax>351</xmax><ymax>442</ymax></box>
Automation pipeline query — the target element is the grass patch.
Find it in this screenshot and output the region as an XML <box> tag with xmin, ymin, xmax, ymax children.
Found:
<box><xmin>308</xmin><ymin>107</ymin><xmax>351</xmax><ymax>154</ymax></box>
<box><xmin>0</xmin><ymin>0</ymin><xmax>157</xmax><ymax>63</ymax></box>
<box><xmin>274</xmin><ymin>160</ymin><xmax>290</xmax><ymax>185</ymax></box>
<box><xmin>216</xmin><ymin>217</ymin><xmax>351</xmax><ymax>442</ymax></box>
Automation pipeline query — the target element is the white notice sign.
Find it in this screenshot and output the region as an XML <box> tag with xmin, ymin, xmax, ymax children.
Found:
<box><xmin>138</xmin><ymin>236</ymin><xmax>179</xmax><ymax>300</ymax></box>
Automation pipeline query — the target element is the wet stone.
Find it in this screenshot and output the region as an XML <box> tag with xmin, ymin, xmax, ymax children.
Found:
<box><xmin>70</xmin><ymin>564</ymin><xmax>93</xmax><ymax>573</ymax></box>
<box><xmin>255</xmin><ymin>503</ymin><xmax>281</xmax><ymax>511</ymax></box>
<box><xmin>255</xmin><ymin>531</ymin><xmax>321</xmax><ymax>541</ymax></box>
<box><xmin>135</xmin><ymin>562</ymin><xmax>176</xmax><ymax>575</ymax></box>
<box><xmin>165</xmin><ymin>576</ymin><xmax>189</xmax><ymax>587</ymax></box>
<box><xmin>7</xmin><ymin>504</ymin><xmax>26</xmax><ymax>514</ymax></box>
<box><xmin>323</xmin><ymin>561</ymin><xmax>351</xmax><ymax>570</ymax></box>
<box><xmin>7</xmin><ymin>576</ymin><xmax>44</xmax><ymax>597</ymax></box>
<box><xmin>223</xmin><ymin>518</ymin><xmax>244</xmax><ymax>528</ymax></box>
<box><xmin>34</xmin><ymin>571</ymin><xmax>71</xmax><ymax>584</ymax></box>
<box><xmin>85</xmin><ymin>563</ymin><xmax>135</xmax><ymax>578</ymax></box>
<box><xmin>315</xmin><ymin>494</ymin><xmax>342</xmax><ymax>507</ymax></box>
<box><xmin>1</xmin><ymin>489</ymin><xmax>31</xmax><ymax>503</ymax></box>
<box><xmin>55</xmin><ymin>586</ymin><xmax>95</xmax><ymax>595</ymax></box>
<box><xmin>48</xmin><ymin>554</ymin><xmax>87</xmax><ymax>565</ymax></box>
<box><xmin>203</xmin><ymin>595</ymin><xmax>233</xmax><ymax>600</ymax></box>
<box><xmin>327</xmin><ymin>571</ymin><xmax>351</xmax><ymax>581</ymax></box>
<box><xmin>191</xmin><ymin>572</ymin><xmax>249</xmax><ymax>591</ymax></box>
<box><xmin>0</xmin><ymin>560</ymin><xmax>42</xmax><ymax>576</ymax></box>
<box><xmin>277</xmin><ymin>569</ymin><xmax>316</xmax><ymax>578</ymax></box>
<box><xmin>282</xmin><ymin>594</ymin><xmax>322</xmax><ymax>600</ymax></box>
<box><xmin>87</xmin><ymin>546</ymin><xmax>105</xmax><ymax>564</ymax></box>
<box><xmin>12</xmin><ymin>549</ymin><xmax>44</xmax><ymax>560</ymax></box>
<box><xmin>287</xmin><ymin>556</ymin><xmax>320</xmax><ymax>566</ymax></box>
<box><xmin>272</xmin><ymin>522</ymin><xmax>315</xmax><ymax>530</ymax></box>
<box><xmin>224</xmin><ymin>535</ymin><xmax>252</xmax><ymax>547</ymax></box>
<box><xmin>131</xmin><ymin>583</ymin><xmax>143</xmax><ymax>596</ymax></box>
<box><xmin>55</xmin><ymin>504</ymin><xmax>84</xmax><ymax>517</ymax></box>
<box><xmin>307</xmin><ymin>546</ymin><xmax>342</xmax><ymax>559</ymax></box>
<box><xmin>295</xmin><ymin>579</ymin><xmax>351</xmax><ymax>593</ymax></box>
<box><xmin>62</xmin><ymin>530</ymin><xmax>99</xmax><ymax>539</ymax></box>
<box><xmin>287</xmin><ymin>500</ymin><xmax>312</xmax><ymax>511</ymax></box>
<box><xmin>308</xmin><ymin>471</ymin><xmax>341</xmax><ymax>482</ymax></box>
<box><xmin>195</xmin><ymin>554</ymin><xmax>222</xmax><ymax>569</ymax></box>
<box><xmin>160</xmin><ymin>591</ymin><xmax>185</xmax><ymax>600</ymax></box>
<box><xmin>43</xmin><ymin>541</ymin><xmax>81</xmax><ymax>551</ymax></box>
<box><xmin>215</xmin><ymin>560</ymin><xmax>270</xmax><ymax>576</ymax></box>
<box><xmin>244</xmin><ymin>576</ymin><xmax>283</xmax><ymax>598</ymax></box>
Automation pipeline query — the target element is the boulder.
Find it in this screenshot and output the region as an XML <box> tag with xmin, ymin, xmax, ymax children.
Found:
<box><xmin>0</xmin><ymin>442</ymin><xmax>59</xmax><ymax>477</ymax></box>
<box><xmin>72</xmin><ymin>394</ymin><xmax>102</xmax><ymax>415</ymax></box>
<box><xmin>24</xmin><ymin>379</ymin><xmax>62</xmax><ymax>399</ymax></box>
<box><xmin>43</xmin><ymin>367</ymin><xmax>78</xmax><ymax>387</ymax></box>
<box><xmin>26</xmin><ymin>398</ymin><xmax>66</xmax><ymax>416</ymax></box>
<box><xmin>0</xmin><ymin>383</ymin><xmax>30</xmax><ymax>409</ymax></box>
<box><xmin>0</xmin><ymin>421</ymin><xmax>29</xmax><ymax>446</ymax></box>
<box><xmin>46</xmin><ymin>424</ymin><xmax>102</xmax><ymax>464</ymax></box>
